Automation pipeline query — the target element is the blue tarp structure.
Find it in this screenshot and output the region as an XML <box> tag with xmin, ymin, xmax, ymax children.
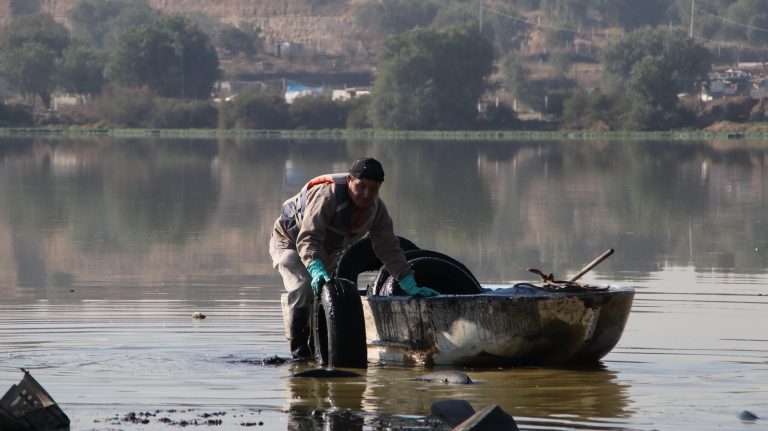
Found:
<box><xmin>285</xmin><ymin>80</ymin><xmax>324</xmax><ymax>103</ymax></box>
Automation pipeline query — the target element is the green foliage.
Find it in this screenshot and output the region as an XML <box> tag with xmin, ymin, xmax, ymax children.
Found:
<box><xmin>597</xmin><ymin>0</ymin><xmax>670</xmax><ymax>30</ymax></box>
<box><xmin>0</xmin><ymin>13</ymin><xmax>70</xmax><ymax>106</ymax></box>
<box><xmin>356</xmin><ymin>0</ymin><xmax>437</xmax><ymax>39</ymax></box>
<box><xmin>218</xmin><ymin>85</ymin><xmax>290</xmax><ymax>129</ymax></box>
<box><xmin>55</xmin><ymin>45</ymin><xmax>106</xmax><ymax>98</ymax></box>
<box><xmin>106</xmin><ymin>15</ymin><xmax>221</xmax><ymax>99</ymax></box>
<box><xmin>562</xmin><ymin>87</ymin><xmax>691</xmax><ymax>131</ymax></box>
<box><xmin>0</xmin><ymin>104</ymin><xmax>33</xmax><ymax>126</ymax></box>
<box><xmin>434</xmin><ymin>2</ymin><xmax>530</xmax><ymax>55</ymax></box>
<box><xmin>345</xmin><ymin>95</ymin><xmax>372</xmax><ymax>129</ymax></box>
<box><xmin>10</xmin><ymin>0</ymin><xmax>41</xmax><ymax>16</ymax></box>
<box><xmin>288</xmin><ymin>95</ymin><xmax>346</xmax><ymax>129</ymax></box>
<box><xmin>0</xmin><ymin>42</ymin><xmax>57</xmax><ymax>106</ymax></box>
<box><xmin>371</xmin><ymin>23</ymin><xmax>495</xmax><ymax>130</ymax></box>
<box><xmin>601</xmin><ymin>27</ymin><xmax>710</xmax><ymax>95</ymax></box>
<box><xmin>68</xmin><ymin>0</ymin><xmax>154</xmax><ymax>50</ymax></box>
<box><xmin>93</xmin><ymin>87</ymin><xmax>155</xmax><ymax>127</ymax></box>
<box><xmin>217</xmin><ymin>24</ymin><xmax>261</xmax><ymax>57</ymax></box>
<box><xmin>478</xmin><ymin>102</ymin><xmax>518</xmax><ymax>129</ymax></box>
<box><xmin>540</xmin><ymin>0</ymin><xmax>589</xmax><ymax>26</ymax></box>
<box><xmin>150</xmin><ymin>98</ymin><xmax>218</xmax><ymax>128</ymax></box>
<box><xmin>90</xmin><ymin>87</ymin><xmax>218</xmax><ymax>128</ymax></box>
<box><xmin>501</xmin><ymin>52</ymin><xmax>532</xmax><ymax>104</ymax></box>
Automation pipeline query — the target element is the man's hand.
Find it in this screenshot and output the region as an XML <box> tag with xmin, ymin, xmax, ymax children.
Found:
<box><xmin>307</xmin><ymin>259</ymin><xmax>331</xmax><ymax>296</ymax></box>
<box><xmin>399</xmin><ymin>273</ymin><xmax>440</xmax><ymax>297</ymax></box>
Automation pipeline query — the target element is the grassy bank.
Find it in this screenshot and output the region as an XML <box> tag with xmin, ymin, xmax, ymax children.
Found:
<box><xmin>1</xmin><ymin>126</ymin><xmax>768</xmax><ymax>141</ymax></box>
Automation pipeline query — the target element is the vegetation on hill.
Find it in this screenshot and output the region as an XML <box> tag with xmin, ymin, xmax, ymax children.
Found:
<box><xmin>0</xmin><ymin>0</ymin><xmax>766</xmax><ymax>132</ymax></box>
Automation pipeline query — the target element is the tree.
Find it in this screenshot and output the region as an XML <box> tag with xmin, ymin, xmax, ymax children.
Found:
<box><xmin>218</xmin><ymin>85</ymin><xmax>290</xmax><ymax>129</ymax></box>
<box><xmin>217</xmin><ymin>24</ymin><xmax>261</xmax><ymax>57</ymax></box>
<box><xmin>106</xmin><ymin>15</ymin><xmax>221</xmax><ymax>99</ymax></box>
<box><xmin>0</xmin><ymin>13</ymin><xmax>70</xmax><ymax>108</ymax></box>
<box><xmin>288</xmin><ymin>95</ymin><xmax>346</xmax><ymax>129</ymax></box>
<box><xmin>68</xmin><ymin>0</ymin><xmax>154</xmax><ymax>50</ymax></box>
<box><xmin>371</xmin><ymin>23</ymin><xmax>495</xmax><ymax>130</ymax></box>
<box><xmin>601</xmin><ymin>28</ymin><xmax>710</xmax><ymax>95</ymax></box>
<box><xmin>55</xmin><ymin>45</ymin><xmax>106</xmax><ymax>101</ymax></box>
<box><xmin>356</xmin><ymin>0</ymin><xmax>438</xmax><ymax>39</ymax></box>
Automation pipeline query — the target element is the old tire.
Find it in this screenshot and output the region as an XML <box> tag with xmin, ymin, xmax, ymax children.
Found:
<box><xmin>373</xmin><ymin>256</ymin><xmax>483</xmax><ymax>296</ymax></box>
<box><xmin>312</xmin><ymin>278</ymin><xmax>367</xmax><ymax>368</ymax></box>
<box><xmin>334</xmin><ymin>235</ymin><xmax>419</xmax><ymax>284</ymax></box>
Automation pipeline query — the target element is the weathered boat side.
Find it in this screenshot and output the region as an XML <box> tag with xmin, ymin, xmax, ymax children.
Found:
<box><xmin>362</xmin><ymin>287</ymin><xmax>634</xmax><ymax>366</ymax></box>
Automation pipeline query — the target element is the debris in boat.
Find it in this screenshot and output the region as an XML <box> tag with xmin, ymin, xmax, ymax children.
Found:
<box><xmin>527</xmin><ymin>248</ymin><xmax>615</xmax><ymax>291</ymax></box>
<box><xmin>192</xmin><ymin>312</ymin><xmax>206</xmax><ymax>319</ymax></box>
<box><xmin>291</xmin><ymin>368</ymin><xmax>362</xmax><ymax>378</ymax></box>
<box><xmin>453</xmin><ymin>404</ymin><xmax>519</xmax><ymax>431</ymax></box>
<box><xmin>412</xmin><ymin>370</ymin><xmax>473</xmax><ymax>384</ymax></box>
<box><xmin>0</xmin><ymin>368</ymin><xmax>70</xmax><ymax>431</ymax></box>
<box><xmin>429</xmin><ymin>400</ymin><xmax>475</xmax><ymax>426</ymax></box>
<box><xmin>739</xmin><ymin>410</ymin><xmax>759</xmax><ymax>421</ymax></box>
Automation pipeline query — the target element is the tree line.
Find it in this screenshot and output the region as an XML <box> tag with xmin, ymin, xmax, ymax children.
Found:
<box><xmin>0</xmin><ymin>0</ymin><xmax>759</xmax><ymax>131</ymax></box>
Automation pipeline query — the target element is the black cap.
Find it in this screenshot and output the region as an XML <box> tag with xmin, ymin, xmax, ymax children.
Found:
<box><xmin>349</xmin><ymin>157</ymin><xmax>384</xmax><ymax>182</ymax></box>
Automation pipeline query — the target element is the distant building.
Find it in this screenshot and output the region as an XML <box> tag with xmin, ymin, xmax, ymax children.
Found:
<box><xmin>331</xmin><ymin>87</ymin><xmax>370</xmax><ymax>101</ymax></box>
<box><xmin>273</xmin><ymin>42</ymin><xmax>304</xmax><ymax>59</ymax></box>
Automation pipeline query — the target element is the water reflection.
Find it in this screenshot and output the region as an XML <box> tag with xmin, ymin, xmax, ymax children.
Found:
<box><xmin>2</xmin><ymin>137</ymin><xmax>768</xmax><ymax>294</ymax></box>
<box><xmin>282</xmin><ymin>364</ymin><xmax>631</xmax><ymax>430</ymax></box>
<box><xmin>285</xmin><ymin>364</ymin><xmax>366</xmax><ymax>431</ymax></box>
<box><xmin>2</xmin><ymin>137</ymin><xmax>768</xmax><ymax>430</ymax></box>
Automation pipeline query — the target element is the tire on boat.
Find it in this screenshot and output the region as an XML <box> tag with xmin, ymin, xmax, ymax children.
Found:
<box><xmin>373</xmin><ymin>256</ymin><xmax>483</xmax><ymax>296</ymax></box>
<box><xmin>334</xmin><ymin>235</ymin><xmax>419</xmax><ymax>284</ymax></box>
<box><xmin>367</xmin><ymin>249</ymin><xmax>481</xmax><ymax>295</ymax></box>
<box><xmin>311</xmin><ymin>278</ymin><xmax>367</xmax><ymax>368</ymax></box>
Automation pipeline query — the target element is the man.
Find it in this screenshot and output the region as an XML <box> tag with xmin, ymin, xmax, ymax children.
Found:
<box><xmin>269</xmin><ymin>157</ymin><xmax>439</xmax><ymax>359</ymax></box>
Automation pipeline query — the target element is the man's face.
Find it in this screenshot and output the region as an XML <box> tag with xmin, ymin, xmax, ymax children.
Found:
<box><xmin>347</xmin><ymin>176</ymin><xmax>381</xmax><ymax>208</ymax></box>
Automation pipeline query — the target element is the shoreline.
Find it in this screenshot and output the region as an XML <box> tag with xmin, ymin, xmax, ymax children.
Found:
<box><xmin>1</xmin><ymin>124</ymin><xmax>768</xmax><ymax>141</ymax></box>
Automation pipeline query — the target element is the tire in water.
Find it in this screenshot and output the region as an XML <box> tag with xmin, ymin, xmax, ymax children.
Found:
<box><xmin>312</xmin><ymin>278</ymin><xmax>367</xmax><ymax>368</ymax></box>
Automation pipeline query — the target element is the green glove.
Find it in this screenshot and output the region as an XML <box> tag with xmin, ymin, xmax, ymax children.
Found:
<box><xmin>399</xmin><ymin>273</ymin><xmax>440</xmax><ymax>297</ymax></box>
<box><xmin>307</xmin><ymin>258</ymin><xmax>331</xmax><ymax>296</ymax></box>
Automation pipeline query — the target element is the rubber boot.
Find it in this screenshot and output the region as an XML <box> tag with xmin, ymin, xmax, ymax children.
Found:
<box><xmin>289</xmin><ymin>307</ymin><xmax>312</xmax><ymax>360</ymax></box>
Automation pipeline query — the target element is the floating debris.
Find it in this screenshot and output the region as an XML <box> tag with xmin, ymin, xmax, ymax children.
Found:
<box><xmin>0</xmin><ymin>368</ymin><xmax>70</xmax><ymax>431</ymax></box>
<box><xmin>192</xmin><ymin>312</ymin><xmax>206</xmax><ymax>320</ymax></box>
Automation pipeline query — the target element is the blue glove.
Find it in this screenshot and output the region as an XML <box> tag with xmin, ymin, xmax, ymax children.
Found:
<box><xmin>307</xmin><ymin>259</ymin><xmax>331</xmax><ymax>296</ymax></box>
<box><xmin>399</xmin><ymin>273</ymin><xmax>440</xmax><ymax>297</ymax></box>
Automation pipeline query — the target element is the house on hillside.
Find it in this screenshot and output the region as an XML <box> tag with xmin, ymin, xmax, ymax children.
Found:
<box><xmin>701</xmin><ymin>69</ymin><xmax>752</xmax><ymax>101</ymax></box>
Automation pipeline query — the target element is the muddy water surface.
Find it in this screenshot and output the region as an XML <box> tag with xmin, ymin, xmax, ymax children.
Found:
<box><xmin>0</xmin><ymin>137</ymin><xmax>767</xmax><ymax>430</ymax></box>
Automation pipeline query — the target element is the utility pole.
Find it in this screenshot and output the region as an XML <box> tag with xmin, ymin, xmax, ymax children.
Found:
<box><xmin>690</xmin><ymin>0</ymin><xmax>695</xmax><ymax>37</ymax></box>
<box><xmin>479</xmin><ymin>0</ymin><xmax>483</xmax><ymax>32</ymax></box>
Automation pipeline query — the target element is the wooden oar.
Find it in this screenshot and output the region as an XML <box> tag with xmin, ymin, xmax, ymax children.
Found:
<box><xmin>569</xmin><ymin>248</ymin><xmax>614</xmax><ymax>283</ymax></box>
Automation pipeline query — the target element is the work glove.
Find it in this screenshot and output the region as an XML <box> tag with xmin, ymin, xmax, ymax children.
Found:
<box><xmin>307</xmin><ymin>258</ymin><xmax>331</xmax><ymax>296</ymax></box>
<box><xmin>399</xmin><ymin>273</ymin><xmax>440</xmax><ymax>298</ymax></box>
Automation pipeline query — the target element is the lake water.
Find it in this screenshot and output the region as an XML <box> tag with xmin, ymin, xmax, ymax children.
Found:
<box><xmin>0</xmin><ymin>137</ymin><xmax>766</xmax><ymax>430</ymax></box>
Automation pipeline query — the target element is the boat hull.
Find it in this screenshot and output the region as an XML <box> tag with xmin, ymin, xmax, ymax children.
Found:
<box><xmin>362</xmin><ymin>286</ymin><xmax>634</xmax><ymax>366</ymax></box>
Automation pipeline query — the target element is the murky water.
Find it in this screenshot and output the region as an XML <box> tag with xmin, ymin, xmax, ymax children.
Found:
<box><xmin>1</xmin><ymin>137</ymin><xmax>767</xmax><ymax>430</ymax></box>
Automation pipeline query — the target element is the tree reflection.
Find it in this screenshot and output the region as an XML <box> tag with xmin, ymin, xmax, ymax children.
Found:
<box><xmin>1</xmin><ymin>137</ymin><xmax>768</xmax><ymax>291</ymax></box>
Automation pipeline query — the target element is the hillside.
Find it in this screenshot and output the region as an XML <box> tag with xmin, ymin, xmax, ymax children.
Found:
<box><xmin>2</xmin><ymin>0</ymin><xmax>364</xmax><ymax>57</ymax></box>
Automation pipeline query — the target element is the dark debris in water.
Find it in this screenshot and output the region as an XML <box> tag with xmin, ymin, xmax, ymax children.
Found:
<box><xmin>226</xmin><ymin>355</ymin><xmax>288</xmax><ymax>366</ymax></box>
<box><xmin>103</xmin><ymin>409</ymin><xmax>266</xmax><ymax>428</ymax></box>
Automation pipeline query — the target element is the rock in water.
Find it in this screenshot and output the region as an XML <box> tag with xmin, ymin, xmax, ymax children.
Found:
<box><xmin>412</xmin><ymin>370</ymin><xmax>473</xmax><ymax>384</ymax></box>
<box><xmin>453</xmin><ymin>405</ymin><xmax>519</xmax><ymax>431</ymax></box>
<box><xmin>739</xmin><ymin>410</ymin><xmax>759</xmax><ymax>421</ymax></box>
<box><xmin>430</xmin><ymin>400</ymin><xmax>476</xmax><ymax>426</ymax></box>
